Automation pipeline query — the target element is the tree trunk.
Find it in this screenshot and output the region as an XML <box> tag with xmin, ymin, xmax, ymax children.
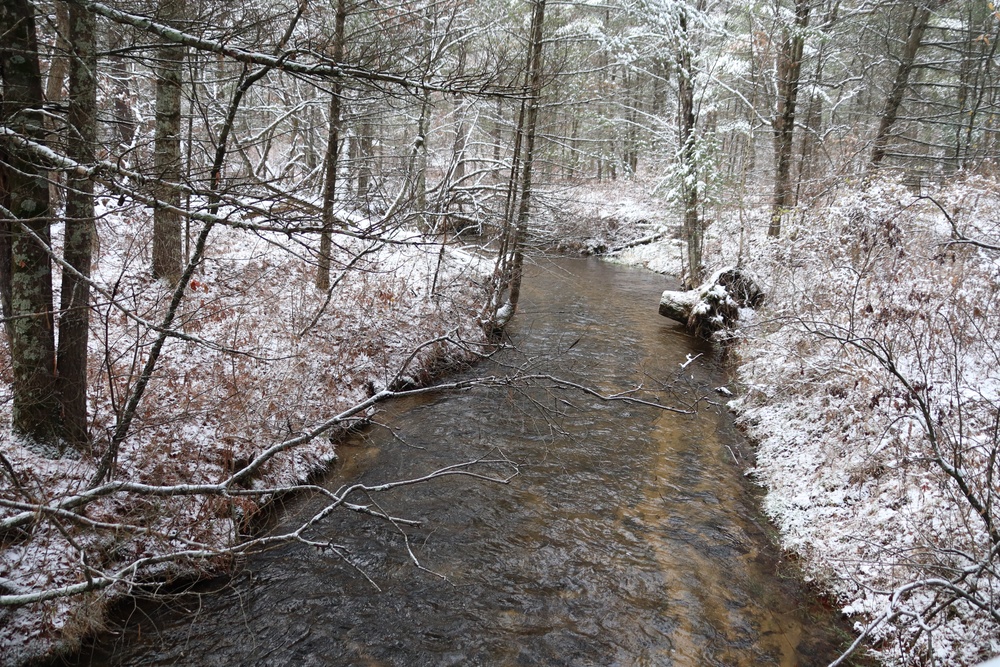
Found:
<box><xmin>0</xmin><ymin>0</ymin><xmax>60</xmax><ymax>446</ymax></box>
<box><xmin>452</xmin><ymin>96</ymin><xmax>468</xmax><ymax>186</ymax></box>
<box><xmin>44</xmin><ymin>2</ymin><xmax>71</xmax><ymax>106</ymax></box>
<box><xmin>796</xmin><ymin>0</ymin><xmax>838</xmax><ymax>200</ymax></box>
<box><xmin>869</xmin><ymin>2</ymin><xmax>937</xmax><ymax>168</ymax></box>
<box><xmin>492</xmin><ymin>97</ymin><xmax>503</xmax><ymax>171</ymax></box>
<box><xmin>622</xmin><ymin>69</ymin><xmax>639</xmax><ymax>176</ymax></box>
<box><xmin>505</xmin><ymin>0</ymin><xmax>546</xmax><ymax>316</ymax></box>
<box><xmin>44</xmin><ymin>2</ymin><xmax>71</xmax><ymax>209</ymax></box>
<box><xmin>106</xmin><ymin>27</ymin><xmax>137</xmax><ymax>150</ymax></box>
<box><xmin>959</xmin><ymin>6</ymin><xmax>998</xmax><ymax>169</ymax></box>
<box><xmin>152</xmin><ymin>0</ymin><xmax>185</xmax><ymax>284</ymax></box>
<box><xmin>356</xmin><ymin>118</ymin><xmax>373</xmax><ymax>207</ymax></box>
<box><xmin>568</xmin><ymin>116</ymin><xmax>580</xmax><ymax>178</ymax></box>
<box><xmin>412</xmin><ymin>89</ymin><xmax>432</xmax><ymax>233</ymax></box>
<box><xmin>769</xmin><ymin>0</ymin><xmax>810</xmax><ymax>237</ymax></box>
<box><xmin>316</xmin><ymin>0</ymin><xmax>346</xmax><ymax>291</ymax></box>
<box><xmin>677</xmin><ymin>6</ymin><xmax>703</xmax><ymax>286</ymax></box>
<box><xmin>0</xmin><ymin>155</ymin><xmax>9</xmax><ymax>338</ymax></box>
<box><xmin>316</xmin><ymin>89</ymin><xmax>341</xmax><ymax>291</ymax></box>
<box><xmin>58</xmin><ymin>1</ymin><xmax>97</xmax><ymax>448</ymax></box>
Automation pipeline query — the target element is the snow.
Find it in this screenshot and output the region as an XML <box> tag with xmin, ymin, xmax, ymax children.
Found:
<box><xmin>7</xmin><ymin>166</ymin><xmax>1000</xmax><ymax>665</ymax></box>
<box><xmin>579</xmin><ymin>173</ymin><xmax>1000</xmax><ymax>666</ymax></box>
<box><xmin>0</xmin><ymin>197</ymin><xmax>490</xmax><ymax>663</ymax></box>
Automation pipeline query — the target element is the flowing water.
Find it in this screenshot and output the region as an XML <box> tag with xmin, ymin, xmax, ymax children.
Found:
<box><xmin>69</xmin><ymin>258</ymin><xmax>852</xmax><ymax>666</ymax></box>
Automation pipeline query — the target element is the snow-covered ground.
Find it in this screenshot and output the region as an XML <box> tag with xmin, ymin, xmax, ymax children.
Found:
<box><xmin>0</xmin><ymin>202</ymin><xmax>490</xmax><ymax>663</ymax></box>
<box><xmin>574</xmin><ymin>175</ymin><xmax>1000</xmax><ymax>666</ymax></box>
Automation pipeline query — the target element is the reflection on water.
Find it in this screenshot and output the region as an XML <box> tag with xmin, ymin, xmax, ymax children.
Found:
<box><xmin>68</xmin><ymin>258</ymin><xmax>852</xmax><ymax>666</ymax></box>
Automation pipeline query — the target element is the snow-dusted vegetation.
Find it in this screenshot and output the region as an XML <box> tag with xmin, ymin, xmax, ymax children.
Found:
<box><xmin>729</xmin><ymin>176</ymin><xmax>1000</xmax><ymax>666</ymax></box>
<box><xmin>3</xmin><ymin>0</ymin><xmax>1000</xmax><ymax>661</ymax></box>
<box><xmin>590</xmin><ymin>173</ymin><xmax>1000</xmax><ymax>665</ymax></box>
<box><xmin>0</xmin><ymin>200</ymin><xmax>489</xmax><ymax>661</ymax></box>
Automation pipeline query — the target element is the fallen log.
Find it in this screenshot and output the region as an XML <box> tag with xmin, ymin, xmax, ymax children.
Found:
<box><xmin>606</xmin><ymin>231</ymin><xmax>667</xmax><ymax>254</ymax></box>
<box><xmin>659</xmin><ymin>267</ymin><xmax>764</xmax><ymax>338</ymax></box>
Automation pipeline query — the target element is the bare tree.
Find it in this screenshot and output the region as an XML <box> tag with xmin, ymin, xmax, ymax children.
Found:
<box><xmin>677</xmin><ymin>3</ymin><xmax>703</xmax><ymax>285</ymax></box>
<box><xmin>502</xmin><ymin>0</ymin><xmax>546</xmax><ymax>320</ymax></box>
<box><xmin>152</xmin><ymin>0</ymin><xmax>186</xmax><ymax>284</ymax></box>
<box><xmin>869</xmin><ymin>0</ymin><xmax>951</xmax><ymax>169</ymax></box>
<box><xmin>57</xmin><ymin>0</ymin><xmax>98</xmax><ymax>447</ymax></box>
<box><xmin>317</xmin><ymin>0</ymin><xmax>348</xmax><ymax>291</ymax></box>
<box><xmin>769</xmin><ymin>0</ymin><xmax>810</xmax><ymax>237</ymax></box>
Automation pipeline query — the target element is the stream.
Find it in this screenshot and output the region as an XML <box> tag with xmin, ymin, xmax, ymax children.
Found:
<box><xmin>68</xmin><ymin>257</ymin><xmax>852</xmax><ymax>666</ymax></box>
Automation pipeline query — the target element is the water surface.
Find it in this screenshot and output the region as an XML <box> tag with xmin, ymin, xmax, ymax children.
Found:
<box><xmin>71</xmin><ymin>258</ymin><xmax>851</xmax><ymax>666</ymax></box>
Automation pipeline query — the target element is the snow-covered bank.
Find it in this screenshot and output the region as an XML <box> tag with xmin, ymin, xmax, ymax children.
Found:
<box><xmin>0</xmin><ymin>204</ymin><xmax>489</xmax><ymax>663</ymax></box>
<box><xmin>726</xmin><ymin>177</ymin><xmax>1000</xmax><ymax>666</ymax></box>
<box><xmin>580</xmin><ymin>175</ymin><xmax>1000</xmax><ymax>665</ymax></box>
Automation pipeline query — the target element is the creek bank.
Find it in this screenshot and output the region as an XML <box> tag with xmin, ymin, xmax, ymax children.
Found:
<box><xmin>567</xmin><ymin>175</ymin><xmax>1000</xmax><ymax>666</ymax></box>
<box><xmin>55</xmin><ymin>257</ymin><xmax>858</xmax><ymax>666</ymax></box>
<box><xmin>0</xmin><ymin>219</ymin><xmax>489</xmax><ymax>666</ymax></box>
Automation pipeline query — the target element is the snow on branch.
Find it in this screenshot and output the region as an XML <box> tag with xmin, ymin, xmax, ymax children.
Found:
<box><xmin>0</xmin><ymin>125</ymin><xmax>455</xmax><ymax>249</ymax></box>
<box><xmin>2</xmin><ymin>435</ymin><xmax>518</xmax><ymax>606</ymax></box>
<box><xmin>70</xmin><ymin>0</ymin><xmax>523</xmax><ymax>97</ymax></box>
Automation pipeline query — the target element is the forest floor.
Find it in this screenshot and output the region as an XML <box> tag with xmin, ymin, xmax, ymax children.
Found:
<box><xmin>561</xmin><ymin>173</ymin><xmax>1000</xmax><ymax>666</ymax></box>
<box><xmin>0</xmin><ymin>204</ymin><xmax>490</xmax><ymax>664</ymax></box>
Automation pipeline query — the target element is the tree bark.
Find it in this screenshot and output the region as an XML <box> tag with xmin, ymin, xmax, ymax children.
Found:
<box><xmin>795</xmin><ymin>0</ymin><xmax>837</xmax><ymax>200</ymax></box>
<box><xmin>58</xmin><ymin>0</ymin><xmax>97</xmax><ymax>448</ymax></box>
<box><xmin>106</xmin><ymin>26</ymin><xmax>136</xmax><ymax>150</ymax></box>
<box><xmin>451</xmin><ymin>96</ymin><xmax>468</xmax><ymax>187</ymax></box>
<box><xmin>0</xmin><ymin>0</ymin><xmax>60</xmax><ymax>446</ymax></box>
<box><xmin>659</xmin><ymin>268</ymin><xmax>764</xmax><ymax>339</ymax></box>
<box><xmin>769</xmin><ymin>0</ymin><xmax>810</xmax><ymax>237</ymax></box>
<box><xmin>492</xmin><ymin>97</ymin><xmax>503</xmax><ymax>171</ymax></box>
<box><xmin>44</xmin><ymin>2</ymin><xmax>71</xmax><ymax>106</ymax></box>
<box><xmin>44</xmin><ymin>2</ymin><xmax>71</xmax><ymax>209</ymax></box>
<box><xmin>505</xmin><ymin>0</ymin><xmax>546</xmax><ymax>316</ymax></box>
<box><xmin>152</xmin><ymin>0</ymin><xmax>185</xmax><ymax>284</ymax></box>
<box><xmin>411</xmin><ymin>89</ymin><xmax>432</xmax><ymax>233</ymax></box>
<box><xmin>317</xmin><ymin>0</ymin><xmax>346</xmax><ymax>291</ymax></box>
<box><xmin>869</xmin><ymin>3</ymin><xmax>937</xmax><ymax>168</ymax></box>
<box><xmin>355</xmin><ymin>118</ymin><xmax>373</xmax><ymax>207</ymax></box>
<box><xmin>677</xmin><ymin>6</ymin><xmax>703</xmax><ymax>286</ymax></box>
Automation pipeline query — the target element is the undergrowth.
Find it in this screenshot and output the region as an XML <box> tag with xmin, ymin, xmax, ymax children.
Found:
<box><xmin>0</xmin><ymin>201</ymin><xmax>488</xmax><ymax>663</ymax></box>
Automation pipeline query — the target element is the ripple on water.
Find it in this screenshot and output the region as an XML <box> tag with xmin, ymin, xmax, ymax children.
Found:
<box><xmin>66</xmin><ymin>258</ymin><xmax>856</xmax><ymax>667</ymax></box>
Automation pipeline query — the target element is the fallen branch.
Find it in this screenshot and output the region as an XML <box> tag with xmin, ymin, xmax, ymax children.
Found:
<box><xmin>0</xmin><ymin>453</ymin><xmax>519</xmax><ymax>606</ymax></box>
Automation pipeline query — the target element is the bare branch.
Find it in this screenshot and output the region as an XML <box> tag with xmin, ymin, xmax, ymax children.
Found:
<box><xmin>69</xmin><ymin>0</ymin><xmax>522</xmax><ymax>97</ymax></box>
